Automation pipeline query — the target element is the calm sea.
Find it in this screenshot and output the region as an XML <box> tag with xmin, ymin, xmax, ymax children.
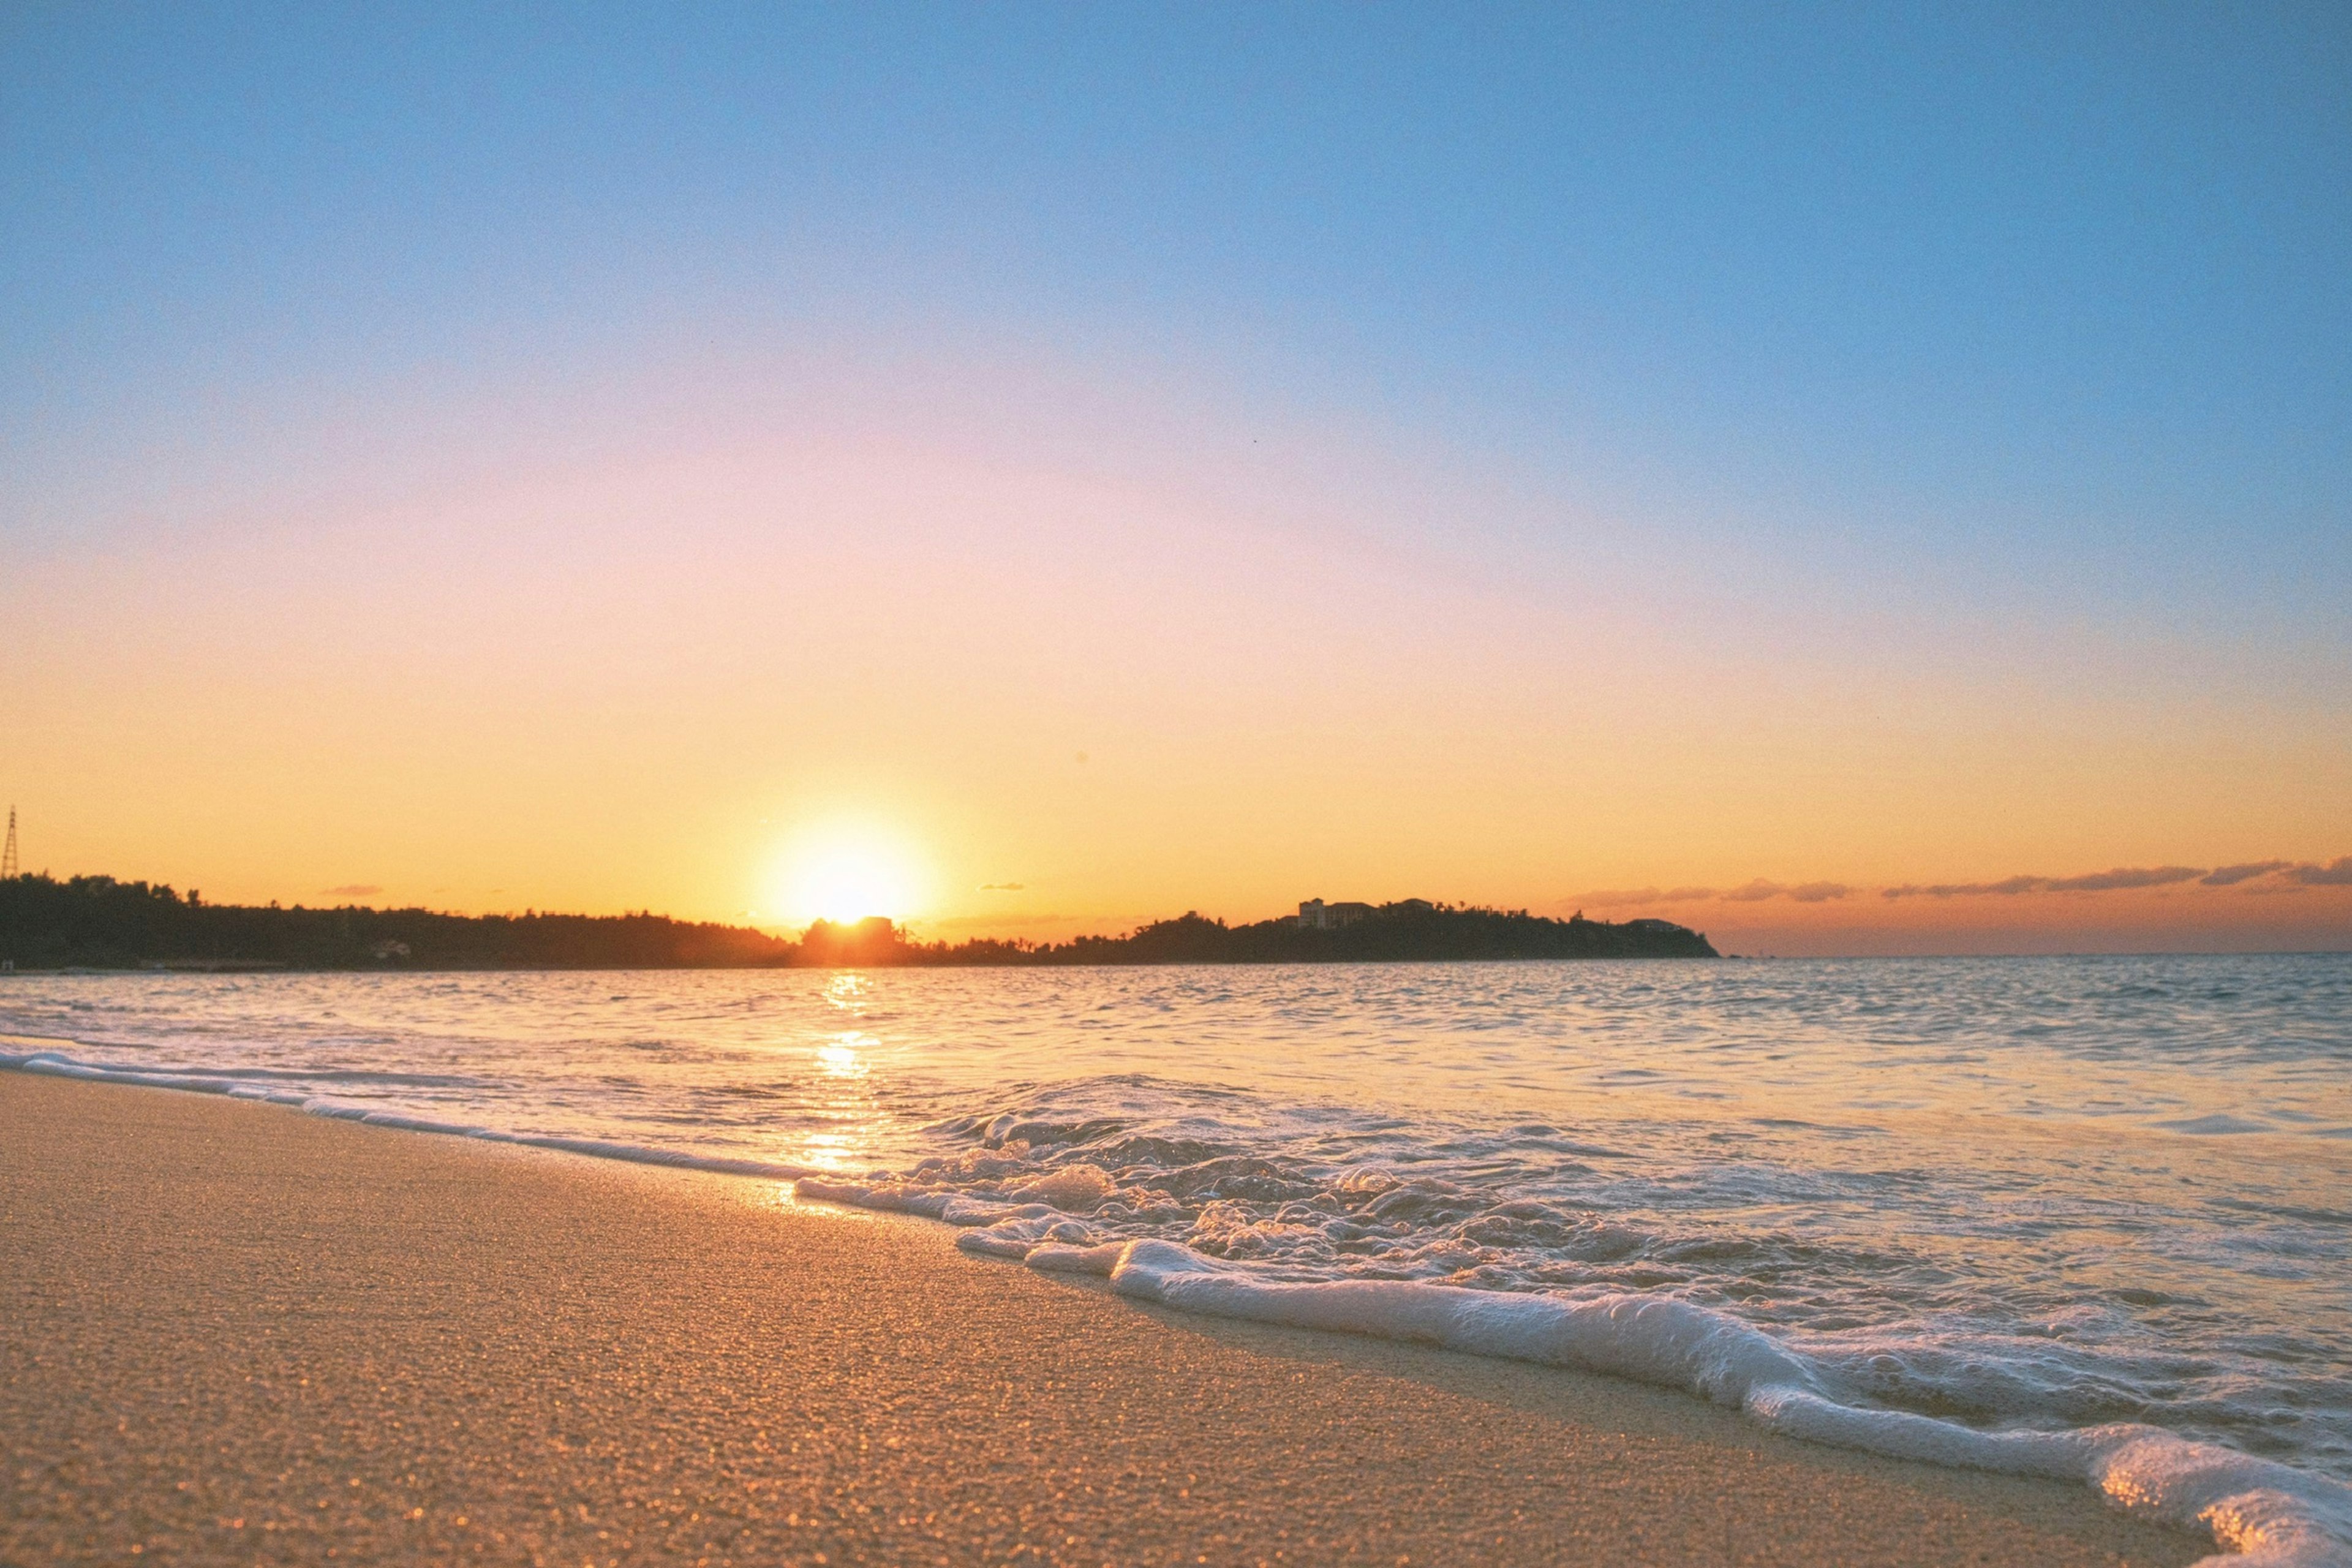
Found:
<box><xmin>6</xmin><ymin>956</ymin><xmax>2349</xmax><ymax>1558</ymax></box>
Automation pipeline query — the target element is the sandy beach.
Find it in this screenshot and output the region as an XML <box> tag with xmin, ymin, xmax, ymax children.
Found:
<box><xmin>0</xmin><ymin>1071</ymin><xmax>2196</xmax><ymax>1567</ymax></box>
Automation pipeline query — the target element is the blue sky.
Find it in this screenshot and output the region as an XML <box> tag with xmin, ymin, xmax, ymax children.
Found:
<box><xmin>10</xmin><ymin>4</ymin><xmax>2347</xmax><ymax>570</ymax></box>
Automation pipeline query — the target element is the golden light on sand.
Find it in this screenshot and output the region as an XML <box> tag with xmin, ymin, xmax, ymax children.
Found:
<box><xmin>771</xmin><ymin>825</ymin><xmax>930</xmax><ymax>925</ymax></box>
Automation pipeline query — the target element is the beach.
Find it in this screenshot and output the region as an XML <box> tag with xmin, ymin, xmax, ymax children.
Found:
<box><xmin>0</xmin><ymin>1071</ymin><xmax>2196</xmax><ymax>1567</ymax></box>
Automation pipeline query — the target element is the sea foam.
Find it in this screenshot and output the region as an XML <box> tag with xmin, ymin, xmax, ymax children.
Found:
<box><xmin>785</xmin><ymin>1177</ymin><xmax>2352</xmax><ymax>1568</ymax></box>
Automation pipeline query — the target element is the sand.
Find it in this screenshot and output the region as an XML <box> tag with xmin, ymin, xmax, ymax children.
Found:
<box><xmin>0</xmin><ymin>1071</ymin><xmax>2198</xmax><ymax>1567</ymax></box>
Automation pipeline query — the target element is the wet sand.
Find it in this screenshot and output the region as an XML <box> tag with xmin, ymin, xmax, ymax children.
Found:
<box><xmin>0</xmin><ymin>1071</ymin><xmax>2197</xmax><ymax>1566</ymax></box>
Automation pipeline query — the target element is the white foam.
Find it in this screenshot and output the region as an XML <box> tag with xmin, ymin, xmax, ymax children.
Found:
<box><xmin>1107</xmin><ymin>1236</ymin><xmax>1817</xmax><ymax>1403</ymax></box>
<box><xmin>990</xmin><ymin>1228</ymin><xmax>2350</xmax><ymax>1567</ymax></box>
<box><xmin>1751</xmin><ymin>1388</ymin><xmax>2352</xmax><ymax>1566</ymax></box>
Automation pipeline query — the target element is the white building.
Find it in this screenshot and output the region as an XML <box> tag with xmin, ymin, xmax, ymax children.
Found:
<box><xmin>1297</xmin><ymin>899</ymin><xmax>1376</xmax><ymax>930</ymax></box>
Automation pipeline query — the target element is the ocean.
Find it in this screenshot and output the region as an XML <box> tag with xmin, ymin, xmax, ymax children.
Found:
<box><xmin>5</xmin><ymin>954</ymin><xmax>2348</xmax><ymax>1563</ymax></box>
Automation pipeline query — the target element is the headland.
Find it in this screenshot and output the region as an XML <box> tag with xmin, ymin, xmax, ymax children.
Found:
<box><xmin>0</xmin><ymin>873</ymin><xmax>1716</xmax><ymax>970</ymax></box>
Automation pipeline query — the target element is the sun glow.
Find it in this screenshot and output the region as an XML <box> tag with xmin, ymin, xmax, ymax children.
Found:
<box><xmin>771</xmin><ymin>826</ymin><xmax>930</xmax><ymax>925</ymax></box>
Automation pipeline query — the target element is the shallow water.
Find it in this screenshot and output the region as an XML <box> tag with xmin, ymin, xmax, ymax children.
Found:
<box><xmin>4</xmin><ymin>956</ymin><xmax>2349</xmax><ymax>1556</ymax></box>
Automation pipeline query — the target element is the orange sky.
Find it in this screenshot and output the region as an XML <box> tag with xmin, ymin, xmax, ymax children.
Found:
<box><xmin>6</xmin><ymin>344</ymin><xmax>2346</xmax><ymax>956</ymax></box>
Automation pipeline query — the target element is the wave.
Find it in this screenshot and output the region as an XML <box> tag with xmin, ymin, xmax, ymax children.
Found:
<box><xmin>8</xmin><ymin>1043</ymin><xmax>2350</xmax><ymax>1566</ymax></box>
<box><xmin>804</xmin><ymin>1172</ymin><xmax>2352</xmax><ymax>1568</ymax></box>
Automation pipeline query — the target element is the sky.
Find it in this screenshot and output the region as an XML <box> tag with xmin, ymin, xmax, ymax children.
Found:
<box><xmin>2</xmin><ymin>2</ymin><xmax>2348</xmax><ymax>954</ymax></box>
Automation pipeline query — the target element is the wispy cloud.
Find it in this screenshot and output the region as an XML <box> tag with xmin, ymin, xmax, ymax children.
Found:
<box><xmin>1573</xmin><ymin>886</ymin><xmax>1718</xmax><ymax>908</ymax></box>
<box><xmin>1572</xmin><ymin>856</ymin><xmax>2347</xmax><ymax>912</ymax></box>
<box><xmin>1722</xmin><ymin>879</ymin><xmax>1852</xmax><ymax>903</ymax></box>
<box><xmin>976</xmin><ymin>882</ymin><xmax>1027</xmax><ymax>892</ymax></box>
<box><xmin>2201</xmin><ymin>861</ymin><xmax>2293</xmax><ymax>887</ymax></box>
<box><xmin>322</xmin><ymin>883</ymin><xmax>382</xmax><ymax>897</ymax></box>
<box><xmin>1575</xmin><ymin>880</ymin><xmax>1848</xmax><ymax>908</ymax></box>
<box><xmin>1880</xmin><ymin>861</ymin><xmax>2351</xmax><ymax>899</ymax></box>
<box><xmin>1882</xmin><ymin>875</ymin><xmax>2042</xmax><ymax>899</ymax></box>
<box><xmin>1883</xmin><ymin>866</ymin><xmax>2204</xmax><ymax>899</ymax></box>
<box><xmin>1570</xmin><ymin>888</ymin><xmax>1660</xmax><ymax>909</ymax></box>
<box><xmin>2046</xmin><ymin>865</ymin><xmax>2205</xmax><ymax>892</ymax></box>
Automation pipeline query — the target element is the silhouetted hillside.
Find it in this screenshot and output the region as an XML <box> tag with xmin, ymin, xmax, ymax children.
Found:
<box><xmin>0</xmin><ymin>876</ymin><xmax>1715</xmax><ymax>970</ymax></box>
<box><xmin>0</xmin><ymin>875</ymin><xmax>794</xmax><ymax>970</ymax></box>
<box><xmin>920</xmin><ymin>902</ymin><xmax>1718</xmax><ymax>964</ymax></box>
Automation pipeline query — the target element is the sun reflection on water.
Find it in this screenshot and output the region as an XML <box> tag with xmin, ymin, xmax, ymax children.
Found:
<box><xmin>816</xmin><ymin>1032</ymin><xmax>873</xmax><ymax>1079</ymax></box>
<box><xmin>768</xmin><ymin>977</ymin><xmax>889</xmax><ymax>1172</ymax></box>
<box><xmin>787</xmin><ymin>1130</ymin><xmax>871</xmax><ymax>1175</ymax></box>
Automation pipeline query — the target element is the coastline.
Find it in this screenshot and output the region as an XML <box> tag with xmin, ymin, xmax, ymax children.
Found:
<box><xmin>0</xmin><ymin>949</ymin><xmax>1719</xmax><ymax>976</ymax></box>
<box><xmin>0</xmin><ymin>1071</ymin><xmax>2195</xmax><ymax>1566</ymax></box>
<box><xmin>0</xmin><ymin>876</ymin><xmax>1717</xmax><ymax>971</ymax></box>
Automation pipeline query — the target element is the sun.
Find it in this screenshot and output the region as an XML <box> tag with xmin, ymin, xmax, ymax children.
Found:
<box><xmin>769</xmin><ymin>825</ymin><xmax>929</xmax><ymax>925</ymax></box>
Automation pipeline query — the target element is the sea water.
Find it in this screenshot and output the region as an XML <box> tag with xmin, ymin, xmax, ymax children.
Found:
<box><xmin>4</xmin><ymin>956</ymin><xmax>2349</xmax><ymax>1564</ymax></box>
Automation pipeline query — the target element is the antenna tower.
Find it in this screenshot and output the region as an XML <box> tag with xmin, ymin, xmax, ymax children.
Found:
<box><xmin>1</xmin><ymin>807</ymin><xmax>16</xmax><ymax>880</ymax></box>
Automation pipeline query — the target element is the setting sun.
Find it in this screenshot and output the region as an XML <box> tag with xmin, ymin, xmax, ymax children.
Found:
<box><xmin>770</xmin><ymin>826</ymin><xmax>930</xmax><ymax>926</ymax></box>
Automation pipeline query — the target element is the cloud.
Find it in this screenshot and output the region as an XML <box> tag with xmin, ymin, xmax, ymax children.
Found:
<box><xmin>1883</xmin><ymin>875</ymin><xmax>2045</xmax><ymax>899</ymax></box>
<box><xmin>1577</xmin><ymin>857</ymin><xmax>2346</xmax><ymax>910</ymax></box>
<box><xmin>1573</xmin><ymin>885</ymin><xmax>1723</xmax><ymax>907</ymax></box>
<box><xmin>2043</xmin><ymin>865</ymin><xmax>2204</xmax><ymax>892</ymax></box>
<box><xmin>1884</xmin><ymin>867</ymin><xmax>2203</xmax><ymax>899</ymax></box>
<box><xmin>1572</xmin><ymin>887</ymin><xmax>1666</xmax><ymax>908</ymax></box>
<box><xmin>976</xmin><ymin>882</ymin><xmax>1027</xmax><ymax>892</ymax></box>
<box><xmin>1876</xmin><ymin>857</ymin><xmax>2350</xmax><ymax>897</ymax></box>
<box><xmin>1721</xmin><ymin>879</ymin><xmax>1852</xmax><ymax>903</ymax></box>
<box><xmin>1573</xmin><ymin>880</ymin><xmax>1847</xmax><ymax>908</ymax></box>
<box><xmin>322</xmin><ymin>883</ymin><xmax>383</xmax><ymax>897</ymax></box>
<box><xmin>2199</xmin><ymin>861</ymin><xmax>2293</xmax><ymax>887</ymax></box>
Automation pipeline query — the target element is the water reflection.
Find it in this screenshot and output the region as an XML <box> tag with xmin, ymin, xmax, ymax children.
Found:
<box><xmin>788</xmin><ymin>994</ymin><xmax>883</xmax><ymax>1169</ymax></box>
<box><xmin>815</xmin><ymin>1031</ymin><xmax>873</xmax><ymax>1079</ymax></box>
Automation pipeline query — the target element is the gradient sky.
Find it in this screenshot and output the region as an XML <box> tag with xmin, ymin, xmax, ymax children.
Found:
<box><xmin>4</xmin><ymin>2</ymin><xmax>2348</xmax><ymax>953</ymax></box>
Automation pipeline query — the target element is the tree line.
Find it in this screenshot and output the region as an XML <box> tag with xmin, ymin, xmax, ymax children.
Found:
<box><xmin>0</xmin><ymin>873</ymin><xmax>1715</xmax><ymax>970</ymax></box>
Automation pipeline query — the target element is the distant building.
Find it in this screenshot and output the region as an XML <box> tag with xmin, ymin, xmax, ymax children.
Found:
<box><xmin>1297</xmin><ymin>899</ymin><xmax>1378</xmax><ymax>930</ymax></box>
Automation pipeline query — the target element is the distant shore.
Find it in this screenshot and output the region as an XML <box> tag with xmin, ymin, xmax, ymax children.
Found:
<box><xmin>1</xmin><ymin>873</ymin><xmax>1716</xmax><ymax>970</ymax></box>
<box><xmin>0</xmin><ymin>1070</ymin><xmax>2190</xmax><ymax>1567</ymax></box>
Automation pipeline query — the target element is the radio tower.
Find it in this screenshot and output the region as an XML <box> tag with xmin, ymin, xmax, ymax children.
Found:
<box><xmin>1</xmin><ymin>807</ymin><xmax>16</xmax><ymax>880</ymax></box>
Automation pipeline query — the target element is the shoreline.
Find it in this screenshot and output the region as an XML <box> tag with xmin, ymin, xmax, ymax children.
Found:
<box><xmin>0</xmin><ymin>1070</ymin><xmax>2201</xmax><ymax>1566</ymax></box>
<box><xmin>4</xmin><ymin>948</ymin><xmax>2348</xmax><ymax>979</ymax></box>
<box><xmin>0</xmin><ymin>952</ymin><xmax>1724</xmax><ymax>976</ymax></box>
